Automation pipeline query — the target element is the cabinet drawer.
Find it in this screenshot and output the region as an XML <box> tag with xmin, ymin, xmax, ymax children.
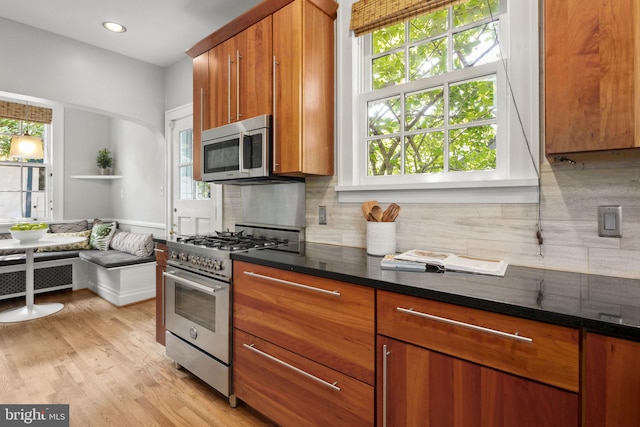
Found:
<box><xmin>234</xmin><ymin>261</ymin><xmax>375</xmax><ymax>385</ymax></box>
<box><xmin>234</xmin><ymin>329</ymin><xmax>374</xmax><ymax>427</ymax></box>
<box><xmin>377</xmin><ymin>290</ymin><xmax>579</xmax><ymax>392</ymax></box>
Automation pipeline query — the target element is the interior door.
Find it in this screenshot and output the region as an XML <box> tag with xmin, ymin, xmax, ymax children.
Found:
<box><xmin>170</xmin><ymin>115</ymin><xmax>222</xmax><ymax>236</ymax></box>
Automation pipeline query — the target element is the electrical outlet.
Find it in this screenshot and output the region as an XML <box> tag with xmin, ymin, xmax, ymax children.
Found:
<box><xmin>319</xmin><ymin>206</ymin><xmax>327</xmax><ymax>225</ymax></box>
<box><xmin>598</xmin><ymin>205</ymin><xmax>622</xmax><ymax>237</ymax></box>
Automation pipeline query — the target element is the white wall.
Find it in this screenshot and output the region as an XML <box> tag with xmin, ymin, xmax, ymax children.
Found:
<box><xmin>0</xmin><ymin>17</ymin><xmax>168</xmax><ymax>232</ymax></box>
<box><xmin>165</xmin><ymin>57</ymin><xmax>193</xmax><ymax>111</ymax></box>
<box><xmin>0</xmin><ymin>18</ymin><xmax>165</xmax><ymax>133</ymax></box>
<box><xmin>63</xmin><ymin>109</ymin><xmax>114</xmax><ymax>219</ymax></box>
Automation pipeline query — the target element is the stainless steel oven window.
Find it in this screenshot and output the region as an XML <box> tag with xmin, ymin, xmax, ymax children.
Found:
<box><xmin>175</xmin><ymin>283</ymin><xmax>217</xmax><ymax>332</ymax></box>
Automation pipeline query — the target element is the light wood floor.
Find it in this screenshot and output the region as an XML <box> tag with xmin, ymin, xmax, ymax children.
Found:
<box><xmin>0</xmin><ymin>289</ymin><xmax>277</xmax><ymax>427</ymax></box>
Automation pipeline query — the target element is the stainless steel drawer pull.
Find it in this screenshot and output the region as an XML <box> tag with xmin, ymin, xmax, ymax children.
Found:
<box><xmin>396</xmin><ymin>307</ymin><xmax>533</xmax><ymax>343</ymax></box>
<box><xmin>382</xmin><ymin>344</ymin><xmax>391</xmax><ymax>427</ymax></box>
<box><xmin>243</xmin><ymin>343</ymin><xmax>341</xmax><ymax>391</ymax></box>
<box><xmin>244</xmin><ymin>271</ymin><xmax>341</xmax><ymax>296</ymax></box>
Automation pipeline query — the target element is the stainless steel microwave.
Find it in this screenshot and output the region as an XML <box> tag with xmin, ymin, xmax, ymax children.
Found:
<box><xmin>201</xmin><ymin>114</ymin><xmax>271</xmax><ymax>183</ymax></box>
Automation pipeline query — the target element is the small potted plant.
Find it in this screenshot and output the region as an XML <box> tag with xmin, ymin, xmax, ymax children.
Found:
<box><xmin>96</xmin><ymin>148</ymin><xmax>114</xmax><ymax>175</ymax></box>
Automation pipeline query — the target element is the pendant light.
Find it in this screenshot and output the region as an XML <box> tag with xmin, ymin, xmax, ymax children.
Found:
<box><xmin>9</xmin><ymin>102</ymin><xmax>44</xmax><ymax>159</ymax></box>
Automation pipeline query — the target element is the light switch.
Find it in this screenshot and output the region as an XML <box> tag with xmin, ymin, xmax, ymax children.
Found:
<box><xmin>603</xmin><ymin>212</ymin><xmax>617</xmax><ymax>230</ymax></box>
<box><xmin>598</xmin><ymin>206</ymin><xmax>622</xmax><ymax>237</ymax></box>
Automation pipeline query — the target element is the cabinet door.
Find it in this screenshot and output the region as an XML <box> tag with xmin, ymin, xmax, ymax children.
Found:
<box><xmin>584</xmin><ymin>333</ymin><xmax>640</xmax><ymax>426</ymax></box>
<box><xmin>377</xmin><ymin>336</ymin><xmax>579</xmax><ymax>427</ymax></box>
<box><xmin>235</xmin><ymin>16</ymin><xmax>272</xmax><ymax>122</ymax></box>
<box><xmin>209</xmin><ymin>38</ymin><xmax>236</xmax><ymax>128</ymax></box>
<box><xmin>154</xmin><ymin>243</ymin><xmax>168</xmax><ymax>345</ymax></box>
<box><xmin>234</xmin><ymin>329</ymin><xmax>374</xmax><ymax>427</ymax></box>
<box><xmin>209</xmin><ymin>18</ymin><xmax>272</xmax><ymax>129</ymax></box>
<box><xmin>544</xmin><ymin>0</ymin><xmax>639</xmax><ymax>157</ymax></box>
<box><xmin>272</xmin><ymin>0</ymin><xmax>335</xmax><ymax>176</ymax></box>
<box><xmin>192</xmin><ymin>53</ymin><xmax>209</xmax><ymax>181</ymax></box>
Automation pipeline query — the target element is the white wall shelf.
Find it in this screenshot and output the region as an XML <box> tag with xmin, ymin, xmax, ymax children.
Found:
<box><xmin>70</xmin><ymin>175</ymin><xmax>123</xmax><ymax>180</ymax></box>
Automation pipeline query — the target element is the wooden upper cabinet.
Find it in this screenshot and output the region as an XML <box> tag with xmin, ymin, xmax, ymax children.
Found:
<box><xmin>188</xmin><ymin>0</ymin><xmax>337</xmax><ymax>179</ymax></box>
<box><xmin>209</xmin><ymin>17</ymin><xmax>272</xmax><ymax>129</ymax></box>
<box><xmin>544</xmin><ymin>0</ymin><xmax>640</xmax><ymax>160</ymax></box>
<box><xmin>192</xmin><ymin>52</ymin><xmax>209</xmax><ymax>181</ymax></box>
<box><xmin>272</xmin><ymin>0</ymin><xmax>335</xmax><ymax>176</ymax></box>
<box><xmin>236</xmin><ymin>18</ymin><xmax>272</xmax><ymax>124</ymax></box>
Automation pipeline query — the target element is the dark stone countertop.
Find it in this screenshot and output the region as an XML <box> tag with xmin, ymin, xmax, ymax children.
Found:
<box><xmin>231</xmin><ymin>242</ymin><xmax>640</xmax><ymax>342</ymax></box>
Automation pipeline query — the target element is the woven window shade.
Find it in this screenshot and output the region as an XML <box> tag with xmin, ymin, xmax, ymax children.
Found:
<box><xmin>350</xmin><ymin>0</ymin><xmax>466</xmax><ymax>36</ymax></box>
<box><xmin>0</xmin><ymin>101</ymin><xmax>52</xmax><ymax>124</ymax></box>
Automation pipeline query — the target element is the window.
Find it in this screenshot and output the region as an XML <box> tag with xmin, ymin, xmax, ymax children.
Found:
<box><xmin>337</xmin><ymin>0</ymin><xmax>539</xmax><ymax>203</ymax></box>
<box><xmin>178</xmin><ymin>128</ymin><xmax>211</xmax><ymax>200</ymax></box>
<box><xmin>0</xmin><ymin>117</ymin><xmax>49</xmax><ymax>220</ymax></box>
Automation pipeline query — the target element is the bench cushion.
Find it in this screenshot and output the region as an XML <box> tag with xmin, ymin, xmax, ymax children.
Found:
<box><xmin>79</xmin><ymin>250</ymin><xmax>155</xmax><ymax>269</ymax></box>
<box><xmin>0</xmin><ymin>251</ymin><xmax>82</xmax><ymax>267</ymax></box>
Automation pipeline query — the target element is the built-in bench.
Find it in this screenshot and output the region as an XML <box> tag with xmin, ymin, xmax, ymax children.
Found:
<box><xmin>0</xmin><ymin>220</ymin><xmax>157</xmax><ymax>306</ymax></box>
<box><xmin>79</xmin><ymin>250</ymin><xmax>156</xmax><ymax>306</ymax></box>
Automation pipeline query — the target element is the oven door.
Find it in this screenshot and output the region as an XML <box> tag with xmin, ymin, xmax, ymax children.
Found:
<box><xmin>164</xmin><ymin>269</ymin><xmax>230</xmax><ymax>364</ymax></box>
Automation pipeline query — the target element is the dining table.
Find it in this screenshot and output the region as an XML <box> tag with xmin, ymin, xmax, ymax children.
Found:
<box><xmin>0</xmin><ymin>235</ymin><xmax>86</xmax><ymax>322</ymax></box>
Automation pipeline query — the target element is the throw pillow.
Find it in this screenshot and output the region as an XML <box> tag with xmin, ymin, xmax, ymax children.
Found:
<box><xmin>109</xmin><ymin>231</ymin><xmax>154</xmax><ymax>257</ymax></box>
<box><xmin>89</xmin><ymin>222</ymin><xmax>117</xmax><ymax>251</ymax></box>
<box><xmin>36</xmin><ymin>230</ymin><xmax>91</xmax><ymax>252</ymax></box>
<box><xmin>49</xmin><ymin>220</ymin><xmax>89</xmax><ymax>233</ymax></box>
<box><xmin>93</xmin><ymin>218</ymin><xmax>118</xmax><ymax>229</ymax></box>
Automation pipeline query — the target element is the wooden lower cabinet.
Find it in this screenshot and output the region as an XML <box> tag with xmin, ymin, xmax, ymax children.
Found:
<box><xmin>233</xmin><ymin>261</ymin><xmax>375</xmax><ymax>426</ymax></box>
<box><xmin>154</xmin><ymin>242</ymin><xmax>168</xmax><ymax>345</ymax></box>
<box><xmin>234</xmin><ymin>329</ymin><xmax>374</xmax><ymax>427</ymax></box>
<box><xmin>377</xmin><ymin>336</ymin><xmax>579</xmax><ymax>427</ymax></box>
<box><xmin>584</xmin><ymin>333</ymin><xmax>640</xmax><ymax>426</ymax></box>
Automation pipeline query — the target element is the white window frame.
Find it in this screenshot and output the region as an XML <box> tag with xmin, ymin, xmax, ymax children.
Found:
<box><xmin>0</xmin><ymin>101</ymin><xmax>53</xmax><ymax>222</ymax></box>
<box><xmin>335</xmin><ymin>0</ymin><xmax>540</xmax><ymax>204</ymax></box>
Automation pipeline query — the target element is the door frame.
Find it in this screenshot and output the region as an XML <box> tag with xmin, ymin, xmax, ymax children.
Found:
<box><xmin>164</xmin><ymin>103</ymin><xmax>223</xmax><ymax>237</ymax></box>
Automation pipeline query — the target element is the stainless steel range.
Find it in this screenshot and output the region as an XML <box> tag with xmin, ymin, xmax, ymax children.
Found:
<box><xmin>163</xmin><ymin>223</ymin><xmax>303</xmax><ymax>407</ymax></box>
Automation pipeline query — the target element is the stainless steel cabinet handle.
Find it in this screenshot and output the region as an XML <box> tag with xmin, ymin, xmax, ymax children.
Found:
<box><xmin>227</xmin><ymin>54</ymin><xmax>232</xmax><ymax>123</ymax></box>
<box><xmin>244</xmin><ymin>343</ymin><xmax>341</xmax><ymax>391</ymax></box>
<box><xmin>382</xmin><ymin>344</ymin><xmax>391</xmax><ymax>427</ymax></box>
<box><xmin>272</xmin><ymin>55</ymin><xmax>278</xmax><ymax>171</ymax></box>
<box><xmin>396</xmin><ymin>307</ymin><xmax>533</xmax><ymax>343</ymax></box>
<box><xmin>154</xmin><ymin>248</ymin><xmax>165</xmax><ymax>253</ymax></box>
<box><xmin>200</xmin><ymin>86</ymin><xmax>205</xmax><ymax>132</ymax></box>
<box><xmin>163</xmin><ymin>271</ymin><xmax>225</xmax><ymax>294</ymax></box>
<box><xmin>244</xmin><ymin>271</ymin><xmax>340</xmax><ymax>296</ymax></box>
<box><xmin>236</xmin><ymin>50</ymin><xmax>242</xmax><ymax>120</ymax></box>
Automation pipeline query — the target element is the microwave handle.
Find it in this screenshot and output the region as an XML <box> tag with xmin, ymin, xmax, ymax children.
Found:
<box><xmin>239</xmin><ymin>131</ymin><xmax>246</xmax><ymax>173</ymax></box>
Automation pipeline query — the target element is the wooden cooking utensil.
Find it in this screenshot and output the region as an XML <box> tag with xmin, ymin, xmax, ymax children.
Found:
<box><xmin>382</xmin><ymin>203</ymin><xmax>401</xmax><ymax>222</ymax></box>
<box><xmin>370</xmin><ymin>205</ymin><xmax>383</xmax><ymax>222</ymax></box>
<box><xmin>362</xmin><ymin>200</ymin><xmax>379</xmax><ymax>221</ymax></box>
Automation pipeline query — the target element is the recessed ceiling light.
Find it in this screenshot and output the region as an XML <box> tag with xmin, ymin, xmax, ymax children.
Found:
<box><xmin>102</xmin><ymin>21</ymin><xmax>126</xmax><ymax>33</ymax></box>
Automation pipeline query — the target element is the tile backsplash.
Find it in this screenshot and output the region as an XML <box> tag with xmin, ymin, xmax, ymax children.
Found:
<box><xmin>224</xmin><ymin>159</ymin><xmax>640</xmax><ymax>279</ymax></box>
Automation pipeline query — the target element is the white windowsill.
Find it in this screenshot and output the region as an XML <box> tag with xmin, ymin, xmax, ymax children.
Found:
<box><xmin>336</xmin><ymin>178</ymin><xmax>539</xmax><ymax>204</ymax></box>
<box><xmin>70</xmin><ymin>175</ymin><xmax>123</xmax><ymax>180</ymax></box>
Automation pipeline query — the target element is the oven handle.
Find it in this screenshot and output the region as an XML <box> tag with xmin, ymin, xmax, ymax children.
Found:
<box><xmin>163</xmin><ymin>271</ymin><xmax>225</xmax><ymax>294</ymax></box>
<box><xmin>243</xmin><ymin>271</ymin><xmax>341</xmax><ymax>296</ymax></box>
